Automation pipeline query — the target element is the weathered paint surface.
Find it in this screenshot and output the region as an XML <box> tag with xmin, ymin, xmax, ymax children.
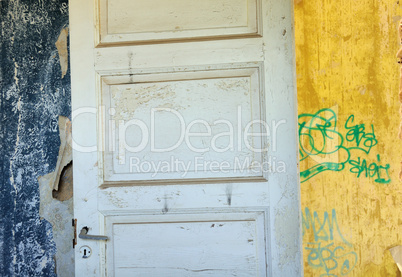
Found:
<box><xmin>295</xmin><ymin>0</ymin><xmax>402</xmax><ymax>276</ymax></box>
<box><xmin>0</xmin><ymin>0</ymin><xmax>70</xmax><ymax>276</ymax></box>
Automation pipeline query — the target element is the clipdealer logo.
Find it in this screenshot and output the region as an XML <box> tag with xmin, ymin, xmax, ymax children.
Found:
<box><xmin>72</xmin><ymin>106</ymin><xmax>288</xmax><ymax>176</ymax></box>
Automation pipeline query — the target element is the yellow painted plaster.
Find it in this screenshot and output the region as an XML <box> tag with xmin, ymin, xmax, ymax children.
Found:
<box><xmin>295</xmin><ymin>0</ymin><xmax>402</xmax><ymax>276</ymax></box>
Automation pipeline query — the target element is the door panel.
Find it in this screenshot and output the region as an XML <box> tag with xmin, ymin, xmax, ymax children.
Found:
<box><xmin>107</xmin><ymin>211</ymin><xmax>266</xmax><ymax>276</ymax></box>
<box><xmin>100</xmin><ymin>65</ymin><xmax>265</xmax><ymax>183</ymax></box>
<box><xmin>97</xmin><ymin>0</ymin><xmax>261</xmax><ymax>45</ymax></box>
<box><xmin>70</xmin><ymin>0</ymin><xmax>302</xmax><ymax>276</ymax></box>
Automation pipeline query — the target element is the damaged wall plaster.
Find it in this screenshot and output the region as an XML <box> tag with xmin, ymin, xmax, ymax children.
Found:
<box><xmin>0</xmin><ymin>0</ymin><xmax>70</xmax><ymax>276</ymax></box>
<box><xmin>50</xmin><ymin>116</ymin><xmax>72</xmax><ymax>192</ymax></box>
<box><xmin>55</xmin><ymin>27</ymin><xmax>69</xmax><ymax>79</ymax></box>
<box><xmin>52</xmin><ymin>161</ymin><xmax>73</xmax><ymax>202</ymax></box>
<box><xmin>38</xmin><ymin>116</ymin><xmax>73</xmax><ymax>277</ymax></box>
<box><xmin>295</xmin><ymin>1</ymin><xmax>402</xmax><ymax>276</ymax></box>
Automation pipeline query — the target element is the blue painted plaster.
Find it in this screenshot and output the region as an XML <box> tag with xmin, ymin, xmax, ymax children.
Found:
<box><xmin>0</xmin><ymin>0</ymin><xmax>70</xmax><ymax>275</ymax></box>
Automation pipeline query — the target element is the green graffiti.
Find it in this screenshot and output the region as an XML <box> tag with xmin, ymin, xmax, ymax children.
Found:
<box><xmin>305</xmin><ymin>242</ymin><xmax>358</xmax><ymax>276</ymax></box>
<box><xmin>303</xmin><ymin>208</ymin><xmax>358</xmax><ymax>276</ymax></box>
<box><xmin>349</xmin><ymin>154</ymin><xmax>391</xmax><ymax>184</ymax></box>
<box><xmin>345</xmin><ymin>115</ymin><xmax>377</xmax><ymax>154</ymax></box>
<box><xmin>298</xmin><ymin>109</ymin><xmax>350</xmax><ymax>182</ymax></box>
<box><xmin>298</xmin><ymin>109</ymin><xmax>390</xmax><ymax>183</ymax></box>
<box><xmin>299</xmin><ymin>163</ymin><xmax>345</xmax><ymax>182</ymax></box>
<box><xmin>302</xmin><ymin>208</ymin><xmax>352</xmax><ymax>246</ymax></box>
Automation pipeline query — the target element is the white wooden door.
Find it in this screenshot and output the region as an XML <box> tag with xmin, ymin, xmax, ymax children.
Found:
<box><xmin>70</xmin><ymin>0</ymin><xmax>302</xmax><ymax>276</ymax></box>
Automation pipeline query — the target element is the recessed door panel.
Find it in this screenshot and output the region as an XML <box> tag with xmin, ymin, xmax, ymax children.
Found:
<box><xmin>100</xmin><ymin>66</ymin><xmax>266</xmax><ymax>183</ymax></box>
<box><xmin>106</xmin><ymin>212</ymin><xmax>267</xmax><ymax>276</ymax></box>
<box><xmin>97</xmin><ymin>0</ymin><xmax>261</xmax><ymax>45</ymax></box>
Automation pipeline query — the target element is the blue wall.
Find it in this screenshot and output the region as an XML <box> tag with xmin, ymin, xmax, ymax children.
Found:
<box><xmin>0</xmin><ymin>0</ymin><xmax>70</xmax><ymax>275</ymax></box>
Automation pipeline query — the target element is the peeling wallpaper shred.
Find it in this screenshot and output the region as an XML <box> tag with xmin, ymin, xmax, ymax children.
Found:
<box><xmin>55</xmin><ymin>27</ymin><xmax>69</xmax><ymax>80</ymax></box>
<box><xmin>295</xmin><ymin>0</ymin><xmax>402</xmax><ymax>276</ymax></box>
<box><xmin>38</xmin><ymin>115</ymin><xmax>73</xmax><ymax>277</ymax></box>
<box><xmin>0</xmin><ymin>0</ymin><xmax>70</xmax><ymax>276</ymax></box>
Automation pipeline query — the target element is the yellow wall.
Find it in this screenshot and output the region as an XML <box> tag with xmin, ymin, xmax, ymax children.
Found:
<box><xmin>295</xmin><ymin>1</ymin><xmax>402</xmax><ymax>276</ymax></box>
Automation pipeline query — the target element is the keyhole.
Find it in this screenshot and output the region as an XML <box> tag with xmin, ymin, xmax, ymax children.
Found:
<box><xmin>80</xmin><ymin>246</ymin><xmax>92</xmax><ymax>259</ymax></box>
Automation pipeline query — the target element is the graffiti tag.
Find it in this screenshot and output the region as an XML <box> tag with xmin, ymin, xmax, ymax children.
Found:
<box><xmin>299</xmin><ymin>108</ymin><xmax>390</xmax><ymax>183</ymax></box>
<box><xmin>303</xmin><ymin>208</ymin><xmax>358</xmax><ymax>276</ymax></box>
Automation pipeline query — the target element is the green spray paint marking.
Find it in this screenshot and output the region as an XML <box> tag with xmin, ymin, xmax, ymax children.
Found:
<box><xmin>345</xmin><ymin>115</ymin><xmax>377</xmax><ymax>154</ymax></box>
<box><xmin>298</xmin><ymin>108</ymin><xmax>390</xmax><ymax>183</ymax></box>
<box><xmin>303</xmin><ymin>208</ymin><xmax>358</xmax><ymax>276</ymax></box>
